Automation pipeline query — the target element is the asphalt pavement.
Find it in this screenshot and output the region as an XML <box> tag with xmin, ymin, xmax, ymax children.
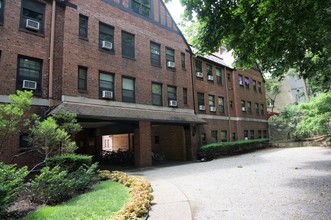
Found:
<box><xmin>129</xmin><ymin>147</ymin><xmax>331</xmax><ymax>220</ymax></box>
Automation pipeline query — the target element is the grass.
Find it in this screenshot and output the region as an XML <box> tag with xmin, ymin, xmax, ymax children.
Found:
<box><xmin>24</xmin><ymin>180</ymin><xmax>131</xmax><ymax>220</ymax></box>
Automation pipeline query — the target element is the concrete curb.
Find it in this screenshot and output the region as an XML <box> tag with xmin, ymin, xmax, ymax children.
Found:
<box><xmin>147</xmin><ymin>179</ymin><xmax>192</xmax><ymax>220</ymax></box>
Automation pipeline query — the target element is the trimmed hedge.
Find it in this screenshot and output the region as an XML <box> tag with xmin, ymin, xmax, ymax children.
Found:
<box><xmin>46</xmin><ymin>154</ymin><xmax>93</xmax><ymax>172</ymax></box>
<box><xmin>110</xmin><ymin>171</ymin><xmax>154</xmax><ymax>220</ymax></box>
<box><xmin>200</xmin><ymin>138</ymin><xmax>270</xmax><ymax>158</ymax></box>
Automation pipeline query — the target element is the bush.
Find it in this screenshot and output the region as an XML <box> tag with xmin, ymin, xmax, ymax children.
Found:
<box><xmin>0</xmin><ymin>163</ymin><xmax>28</xmax><ymax>215</ymax></box>
<box><xmin>28</xmin><ymin>166</ymin><xmax>76</xmax><ymax>205</ymax></box>
<box><xmin>46</xmin><ymin>154</ymin><xmax>93</xmax><ymax>172</ymax></box>
<box><xmin>200</xmin><ymin>138</ymin><xmax>270</xmax><ymax>158</ymax></box>
<box><xmin>111</xmin><ymin>171</ymin><xmax>153</xmax><ymax>220</ymax></box>
<box><xmin>68</xmin><ymin>163</ymin><xmax>99</xmax><ymax>191</ymax></box>
<box><xmin>98</xmin><ymin>170</ymin><xmax>112</xmax><ymax>180</ymax></box>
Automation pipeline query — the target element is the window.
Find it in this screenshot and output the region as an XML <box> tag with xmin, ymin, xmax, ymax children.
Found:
<box><xmin>258</xmin><ymin>81</ymin><xmax>262</xmax><ymax>93</ymax></box>
<box><xmin>244</xmin><ymin>130</ymin><xmax>249</xmax><ymax>140</ymax></box>
<box><xmin>122</xmin><ymin>77</ymin><xmax>135</xmax><ymax>103</ymax></box>
<box><xmin>79</xmin><ymin>14</ymin><xmax>88</xmax><ymax>38</ymax></box>
<box><xmin>227</xmin><ymin>72</ymin><xmax>231</xmax><ymax>81</ymax></box>
<box><xmin>99</xmin><ymin>72</ymin><xmax>114</xmax><ymax>99</ymax></box>
<box><xmin>250</xmin><ymin>130</ymin><xmax>254</xmax><ymax>140</ymax></box>
<box><xmin>260</xmin><ymin>104</ymin><xmax>264</xmax><ymax>115</ymax></box>
<box><xmin>0</xmin><ymin>0</ymin><xmax>4</xmax><ymax>25</ymax></box>
<box><xmin>20</xmin><ymin>0</ymin><xmax>45</xmax><ymax>34</ymax></box>
<box><xmin>232</xmin><ymin>132</ymin><xmax>237</xmax><ymax>141</ymax></box>
<box><xmin>218</xmin><ymin>96</ymin><xmax>225</xmax><ymax>113</ymax></box>
<box><xmin>216</xmin><ymin>68</ymin><xmax>222</xmax><ymax>85</ymax></box>
<box><xmin>150</xmin><ymin>42</ymin><xmax>160</xmax><ymax>66</ymax></box>
<box><xmin>247</xmin><ymin>101</ymin><xmax>252</xmax><ymax>113</ymax></box>
<box><xmin>221</xmin><ymin>130</ymin><xmax>227</xmax><ymax>142</ymax></box>
<box><xmin>183</xmin><ymin>88</ymin><xmax>188</xmax><ymax>105</ymax></box>
<box><xmin>99</xmin><ymin>22</ymin><xmax>114</xmax><ymax>51</ymax></box>
<box><xmin>167</xmin><ymin>86</ymin><xmax>177</xmax><ymax>101</ymax></box>
<box><xmin>152</xmin><ymin>83</ymin><xmax>162</xmax><ymax>106</ymax></box>
<box><xmin>181</xmin><ymin>52</ymin><xmax>186</xmax><ymax>69</ymax></box>
<box><xmin>17</xmin><ymin>55</ymin><xmax>42</xmax><ymax>92</ymax></box>
<box><xmin>19</xmin><ymin>133</ymin><xmax>32</xmax><ymax>149</ymax></box>
<box><xmin>258</xmin><ymin>130</ymin><xmax>262</xmax><ymax>139</ymax></box>
<box><xmin>201</xmin><ymin>133</ymin><xmax>207</xmax><ymax>145</ymax></box>
<box><xmin>165</xmin><ymin>47</ymin><xmax>175</xmax><ymax>67</ymax></box>
<box><xmin>244</xmin><ymin>77</ymin><xmax>249</xmax><ymax>89</ymax></box>
<box><xmin>206</xmin><ymin>64</ymin><xmax>213</xmax><ymax>80</ymax></box>
<box><xmin>253</xmin><ymin>80</ymin><xmax>257</xmax><ymax>91</ymax></box>
<box><xmin>197</xmin><ymin>93</ymin><xmax>205</xmax><ymax>108</ymax></box>
<box><xmin>255</xmin><ymin>103</ymin><xmax>259</xmax><ymax>114</ymax></box>
<box><xmin>263</xmin><ymin>130</ymin><xmax>267</xmax><ymax>138</ymax></box>
<box><xmin>154</xmin><ymin>136</ymin><xmax>160</xmax><ymax>144</ymax></box>
<box><xmin>196</xmin><ymin>60</ymin><xmax>202</xmax><ymax>74</ymax></box>
<box><xmin>122</xmin><ymin>31</ymin><xmax>135</xmax><ymax>58</ymax></box>
<box><xmin>209</xmin><ymin>95</ymin><xmax>215</xmax><ymax>107</ymax></box>
<box><xmin>230</xmin><ymin>100</ymin><xmax>233</xmax><ymax>108</ymax></box>
<box><xmin>238</xmin><ymin>74</ymin><xmax>243</xmax><ymax>86</ymax></box>
<box><xmin>132</xmin><ymin>0</ymin><xmax>150</xmax><ymax>18</ymax></box>
<box><xmin>78</xmin><ymin>66</ymin><xmax>87</xmax><ymax>91</ymax></box>
<box><xmin>241</xmin><ymin>100</ymin><xmax>246</xmax><ymax>112</ymax></box>
<box><xmin>211</xmin><ymin>130</ymin><xmax>218</xmax><ymax>143</ymax></box>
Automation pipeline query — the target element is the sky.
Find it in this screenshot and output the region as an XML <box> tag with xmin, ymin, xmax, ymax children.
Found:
<box><xmin>165</xmin><ymin>1</ymin><xmax>185</xmax><ymax>24</ymax></box>
<box><xmin>165</xmin><ymin>1</ymin><xmax>235</xmax><ymax>66</ymax></box>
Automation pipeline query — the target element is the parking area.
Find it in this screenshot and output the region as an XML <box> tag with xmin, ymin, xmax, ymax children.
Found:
<box><xmin>131</xmin><ymin>147</ymin><xmax>331</xmax><ymax>220</ymax></box>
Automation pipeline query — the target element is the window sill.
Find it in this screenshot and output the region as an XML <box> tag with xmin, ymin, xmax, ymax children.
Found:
<box><xmin>151</xmin><ymin>63</ymin><xmax>162</xmax><ymax>68</ymax></box>
<box><xmin>78</xmin><ymin>89</ymin><xmax>88</xmax><ymax>93</ymax></box>
<box><xmin>79</xmin><ymin>36</ymin><xmax>89</xmax><ymax>41</ymax></box>
<box><xmin>167</xmin><ymin>67</ymin><xmax>176</xmax><ymax>72</ymax></box>
<box><xmin>99</xmin><ymin>48</ymin><xmax>115</xmax><ymax>55</ymax></box>
<box><xmin>122</xmin><ymin>56</ymin><xmax>136</xmax><ymax>61</ymax></box>
<box><xmin>19</xmin><ymin>28</ymin><xmax>45</xmax><ymax>37</ymax></box>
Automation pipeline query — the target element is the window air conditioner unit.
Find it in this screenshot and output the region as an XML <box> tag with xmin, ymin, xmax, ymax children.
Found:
<box><xmin>199</xmin><ymin>105</ymin><xmax>205</xmax><ymax>111</ymax></box>
<box><xmin>22</xmin><ymin>80</ymin><xmax>37</xmax><ymax>90</ymax></box>
<box><xmin>196</xmin><ymin>72</ymin><xmax>203</xmax><ymax>78</ymax></box>
<box><xmin>239</xmin><ymin>80</ymin><xmax>244</xmax><ymax>85</ymax></box>
<box><xmin>102</xmin><ymin>90</ymin><xmax>113</xmax><ymax>99</ymax></box>
<box><xmin>207</xmin><ymin>75</ymin><xmax>214</xmax><ymax>81</ymax></box>
<box><xmin>167</xmin><ymin>61</ymin><xmax>176</xmax><ymax>68</ymax></box>
<box><xmin>242</xmin><ymin>107</ymin><xmax>247</xmax><ymax>112</ymax></box>
<box><xmin>102</xmin><ymin>41</ymin><xmax>113</xmax><ymax>50</ymax></box>
<box><xmin>210</xmin><ymin>106</ymin><xmax>216</xmax><ymax>112</ymax></box>
<box><xmin>169</xmin><ymin>100</ymin><xmax>177</xmax><ymax>107</ymax></box>
<box><xmin>26</xmin><ymin>19</ymin><xmax>40</xmax><ymax>31</ymax></box>
<box><xmin>244</xmin><ymin>137</ymin><xmax>249</xmax><ymax>140</ymax></box>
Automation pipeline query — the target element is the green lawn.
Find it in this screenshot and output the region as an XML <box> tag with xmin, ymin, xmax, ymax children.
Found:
<box><xmin>24</xmin><ymin>180</ymin><xmax>131</xmax><ymax>220</ymax></box>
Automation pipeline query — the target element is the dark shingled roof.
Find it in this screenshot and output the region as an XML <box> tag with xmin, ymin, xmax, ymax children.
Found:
<box><xmin>51</xmin><ymin>102</ymin><xmax>206</xmax><ymax>124</ymax></box>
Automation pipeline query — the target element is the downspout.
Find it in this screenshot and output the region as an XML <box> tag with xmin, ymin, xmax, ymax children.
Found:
<box><xmin>190</xmin><ymin>52</ymin><xmax>196</xmax><ymax>115</ymax></box>
<box><xmin>224</xmin><ymin>67</ymin><xmax>232</xmax><ymax>141</ymax></box>
<box><xmin>48</xmin><ymin>0</ymin><xmax>56</xmax><ymax>107</ymax></box>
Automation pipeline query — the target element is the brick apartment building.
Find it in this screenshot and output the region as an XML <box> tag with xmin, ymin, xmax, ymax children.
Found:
<box><xmin>0</xmin><ymin>0</ymin><xmax>267</xmax><ymax>167</ymax></box>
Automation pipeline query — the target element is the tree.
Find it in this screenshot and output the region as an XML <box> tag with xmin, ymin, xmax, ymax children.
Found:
<box><xmin>0</xmin><ymin>91</ymin><xmax>33</xmax><ymax>150</ymax></box>
<box><xmin>265</xmin><ymin>77</ymin><xmax>281</xmax><ymax>112</ymax></box>
<box><xmin>180</xmin><ymin>0</ymin><xmax>331</xmax><ymax>87</ymax></box>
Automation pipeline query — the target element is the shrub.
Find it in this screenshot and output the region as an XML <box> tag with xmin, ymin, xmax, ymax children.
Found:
<box><xmin>0</xmin><ymin>163</ymin><xmax>28</xmax><ymax>215</ymax></box>
<box><xmin>46</xmin><ymin>154</ymin><xmax>93</xmax><ymax>172</ymax></box>
<box><xmin>200</xmin><ymin>138</ymin><xmax>270</xmax><ymax>158</ymax></box>
<box><xmin>69</xmin><ymin>163</ymin><xmax>99</xmax><ymax>191</ymax></box>
<box><xmin>98</xmin><ymin>170</ymin><xmax>112</xmax><ymax>180</ymax></box>
<box><xmin>111</xmin><ymin>171</ymin><xmax>153</xmax><ymax>220</ymax></box>
<box><xmin>28</xmin><ymin>166</ymin><xmax>76</xmax><ymax>205</ymax></box>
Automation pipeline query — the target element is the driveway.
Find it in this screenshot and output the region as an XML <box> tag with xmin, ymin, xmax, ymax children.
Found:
<box><xmin>130</xmin><ymin>147</ymin><xmax>331</xmax><ymax>220</ymax></box>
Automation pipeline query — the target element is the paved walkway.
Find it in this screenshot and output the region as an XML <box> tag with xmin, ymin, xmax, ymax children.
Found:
<box><xmin>129</xmin><ymin>147</ymin><xmax>331</xmax><ymax>220</ymax></box>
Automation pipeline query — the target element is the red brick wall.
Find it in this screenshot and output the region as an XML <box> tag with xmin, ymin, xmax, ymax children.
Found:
<box><xmin>151</xmin><ymin>125</ymin><xmax>186</xmax><ymax>161</ymax></box>
<box><xmin>60</xmin><ymin>0</ymin><xmax>193</xmax><ymax>109</ymax></box>
<box><xmin>0</xmin><ymin>0</ymin><xmax>52</xmax><ymax>98</ymax></box>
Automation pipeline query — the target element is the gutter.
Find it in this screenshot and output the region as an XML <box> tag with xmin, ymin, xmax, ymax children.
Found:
<box><xmin>48</xmin><ymin>0</ymin><xmax>56</xmax><ymax>107</ymax></box>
